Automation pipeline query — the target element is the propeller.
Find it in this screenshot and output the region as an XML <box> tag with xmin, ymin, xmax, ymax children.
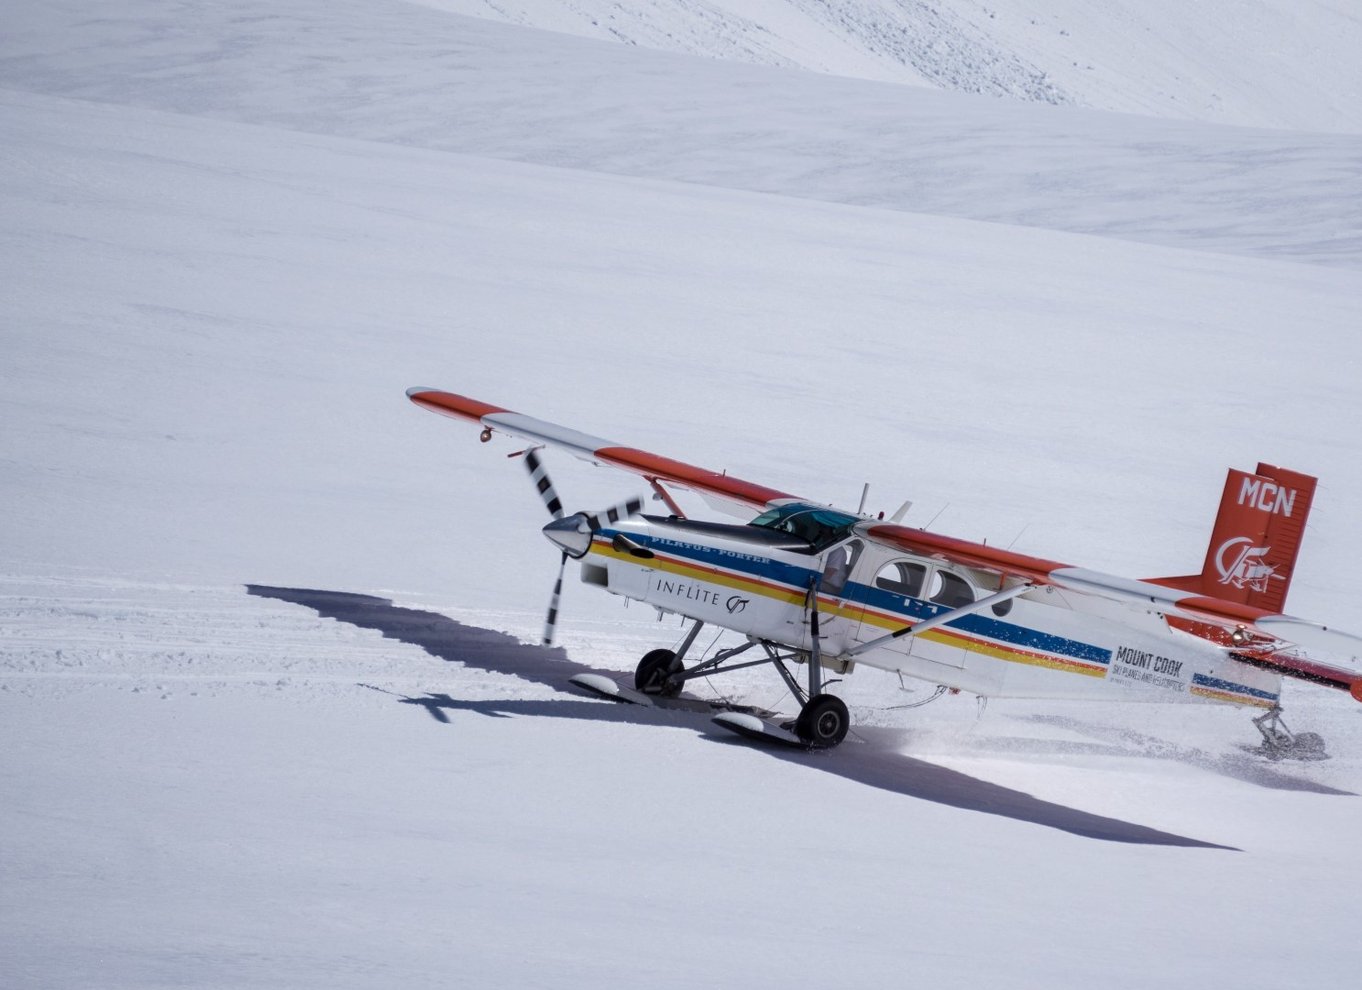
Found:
<box><xmin>523</xmin><ymin>448</ymin><xmax>564</xmax><ymax>521</ymax></box>
<box><xmin>521</xmin><ymin>448</ymin><xmax>645</xmax><ymax>646</ymax></box>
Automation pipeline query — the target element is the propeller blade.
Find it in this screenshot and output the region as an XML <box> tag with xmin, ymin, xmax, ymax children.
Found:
<box><xmin>583</xmin><ymin>495</ymin><xmax>645</xmax><ymax>532</ymax></box>
<box><xmin>523</xmin><ymin>448</ymin><xmax>564</xmax><ymax>520</ymax></box>
<box><xmin>544</xmin><ymin>551</ymin><xmax>567</xmax><ymax>646</ymax></box>
<box><xmin>533</xmin><ymin>480</ymin><xmax>645</xmax><ymax>645</ymax></box>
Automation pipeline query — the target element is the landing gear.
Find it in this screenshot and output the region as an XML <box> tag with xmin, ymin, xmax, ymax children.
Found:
<box><xmin>636</xmin><ymin>580</ymin><xmax>854</xmax><ymax>748</ymax></box>
<box><xmin>635</xmin><ymin>648</ymin><xmax>683</xmax><ymax>698</ymax></box>
<box><xmin>634</xmin><ymin>620</ymin><xmax>708</xmax><ymax>697</ymax></box>
<box><xmin>1252</xmin><ymin>706</ymin><xmax>1328</xmax><ymax>761</ymax></box>
<box><xmin>796</xmin><ymin>694</ymin><xmax>850</xmax><ymax>748</ymax></box>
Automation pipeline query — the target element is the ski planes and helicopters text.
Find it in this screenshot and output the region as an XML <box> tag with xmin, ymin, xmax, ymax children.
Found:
<box><xmin>408</xmin><ymin>387</ymin><xmax>1362</xmax><ymax>755</ymax></box>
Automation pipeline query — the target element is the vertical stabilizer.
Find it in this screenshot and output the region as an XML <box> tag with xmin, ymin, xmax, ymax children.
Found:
<box><xmin>1152</xmin><ymin>464</ymin><xmax>1316</xmax><ymax>613</ymax></box>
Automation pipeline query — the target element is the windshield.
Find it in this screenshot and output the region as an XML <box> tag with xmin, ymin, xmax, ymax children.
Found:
<box><xmin>748</xmin><ymin>503</ymin><xmax>860</xmax><ymax>551</ymax></box>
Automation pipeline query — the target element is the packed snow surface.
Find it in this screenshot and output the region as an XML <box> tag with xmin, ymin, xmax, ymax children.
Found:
<box><xmin>3</xmin><ymin>1</ymin><xmax>1362</xmax><ymax>987</ymax></box>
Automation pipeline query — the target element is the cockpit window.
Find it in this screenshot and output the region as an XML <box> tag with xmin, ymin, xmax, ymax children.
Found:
<box><xmin>821</xmin><ymin>539</ymin><xmax>863</xmax><ymax>597</ymax></box>
<box><xmin>749</xmin><ymin>503</ymin><xmax>860</xmax><ymax>551</ymax></box>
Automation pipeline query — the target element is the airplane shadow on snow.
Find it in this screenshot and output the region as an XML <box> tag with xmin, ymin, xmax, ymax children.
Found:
<box><xmin>244</xmin><ymin>585</ymin><xmax>1340</xmax><ymax>850</ymax></box>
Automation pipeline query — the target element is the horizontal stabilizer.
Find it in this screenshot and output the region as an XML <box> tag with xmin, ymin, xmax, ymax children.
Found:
<box><xmin>1253</xmin><ymin>617</ymin><xmax>1362</xmax><ymax>659</ymax></box>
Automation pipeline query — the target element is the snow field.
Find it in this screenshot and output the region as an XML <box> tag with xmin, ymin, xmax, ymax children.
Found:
<box><xmin>4</xmin><ymin>1</ymin><xmax>1362</xmax><ymax>987</ymax></box>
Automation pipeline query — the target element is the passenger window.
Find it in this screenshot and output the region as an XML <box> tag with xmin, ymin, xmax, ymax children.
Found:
<box><xmin>930</xmin><ymin>570</ymin><xmax>975</xmax><ymax>609</ymax></box>
<box><xmin>873</xmin><ymin>560</ymin><xmax>926</xmax><ymax>598</ymax></box>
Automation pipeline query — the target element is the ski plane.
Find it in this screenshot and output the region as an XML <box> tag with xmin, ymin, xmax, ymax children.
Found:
<box><xmin>408</xmin><ymin>387</ymin><xmax>1362</xmax><ymax>754</ymax></box>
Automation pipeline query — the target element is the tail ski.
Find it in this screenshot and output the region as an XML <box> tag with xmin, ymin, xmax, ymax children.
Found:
<box><xmin>1151</xmin><ymin>463</ymin><xmax>1317</xmax><ymax>613</ymax></box>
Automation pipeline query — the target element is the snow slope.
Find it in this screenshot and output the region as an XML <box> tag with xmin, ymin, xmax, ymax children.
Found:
<box><xmin>423</xmin><ymin>0</ymin><xmax>1362</xmax><ymax>133</ymax></box>
<box><xmin>3</xmin><ymin>1</ymin><xmax>1362</xmax><ymax>987</ymax></box>
<box><xmin>4</xmin><ymin>2</ymin><xmax>1360</xmax><ymax>268</ymax></box>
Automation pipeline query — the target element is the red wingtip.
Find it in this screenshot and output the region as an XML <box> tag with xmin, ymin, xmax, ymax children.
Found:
<box><xmin>407</xmin><ymin>388</ymin><xmax>508</xmax><ymax>422</ymax></box>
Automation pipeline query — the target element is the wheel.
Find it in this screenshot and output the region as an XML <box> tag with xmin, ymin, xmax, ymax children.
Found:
<box><xmin>795</xmin><ymin>693</ymin><xmax>849</xmax><ymax>748</ymax></box>
<box><xmin>634</xmin><ymin>648</ymin><xmax>683</xmax><ymax>697</ymax></box>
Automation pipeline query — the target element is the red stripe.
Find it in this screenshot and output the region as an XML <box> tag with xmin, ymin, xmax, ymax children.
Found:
<box><xmin>408</xmin><ymin>389</ymin><xmax>508</xmax><ymax>423</ymax></box>
<box><xmin>1250</xmin><ymin>653</ymin><xmax>1362</xmax><ymax>695</ymax></box>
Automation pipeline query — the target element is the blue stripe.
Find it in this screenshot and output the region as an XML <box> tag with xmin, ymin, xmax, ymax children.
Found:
<box><xmin>844</xmin><ymin>582</ymin><xmax>1111</xmax><ymax>666</ymax></box>
<box><xmin>618</xmin><ymin>532</ymin><xmax>1111</xmax><ymax>669</ymax></box>
<box><xmin>616</xmin><ymin>531</ymin><xmax>820</xmax><ymax>590</ymax></box>
<box><xmin>1192</xmin><ymin>673</ymin><xmax>1278</xmax><ymax>702</ymax></box>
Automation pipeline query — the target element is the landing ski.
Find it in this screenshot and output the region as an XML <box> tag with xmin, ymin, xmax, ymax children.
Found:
<box><xmin>569</xmin><ymin>673</ymin><xmax>657</xmax><ymax>707</ymax></box>
<box><xmin>711</xmin><ymin>711</ymin><xmax>805</xmax><ymax>747</ymax></box>
<box><xmin>569</xmin><ymin>673</ymin><xmax>786</xmax><ymax>727</ymax></box>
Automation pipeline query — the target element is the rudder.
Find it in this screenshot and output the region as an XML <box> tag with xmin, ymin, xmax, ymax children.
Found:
<box><xmin>1151</xmin><ymin>463</ymin><xmax>1316</xmax><ymax>612</ymax></box>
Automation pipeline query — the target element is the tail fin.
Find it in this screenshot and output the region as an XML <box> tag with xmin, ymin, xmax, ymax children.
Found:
<box><xmin>1150</xmin><ymin>463</ymin><xmax>1316</xmax><ymax>613</ymax></box>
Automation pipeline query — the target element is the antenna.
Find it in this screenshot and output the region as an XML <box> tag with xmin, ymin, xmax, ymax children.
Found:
<box><xmin>857</xmin><ymin>482</ymin><xmax>870</xmax><ymax>514</ymax></box>
<box><xmin>889</xmin><ymin>499</ymin><xmax>913</xmax><ymax>524</ymax></box>
<box><xmin>923</xmin><ymin>503</ymin><xmax>950</xmax><ymax>531</ymax></box>
<box><xmin>1007</xmin><ymin>523</ymin><xmax>1031</xmax><ymax>551</ymax></box>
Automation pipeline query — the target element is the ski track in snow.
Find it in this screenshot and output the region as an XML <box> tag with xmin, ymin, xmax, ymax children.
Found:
<box><xmin>5</xmin><ymin>572</ymin><xmax>1361</xmax><ymax>808</ymax></box>
<box><xmin>6</xmin><ymin>574</ymin><xmax>1362</xmax><ymax>986</ymax></box>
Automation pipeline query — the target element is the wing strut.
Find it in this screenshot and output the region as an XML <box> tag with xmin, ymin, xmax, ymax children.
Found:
<box><xmin>847</xmin><ymin>583</ymin><xmax>1037</xmax><ymax>658</ymax></box>
<box><xmin>805</xmin><ymin>577</ymin><xmax>823</xmax><ymax>698</ymax></box>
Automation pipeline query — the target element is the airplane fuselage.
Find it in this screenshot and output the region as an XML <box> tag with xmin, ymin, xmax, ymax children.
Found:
<box><xmin>580</xmin><ymin>510</ymin><xmax>1282</xmax><ymax>709</ymax></box>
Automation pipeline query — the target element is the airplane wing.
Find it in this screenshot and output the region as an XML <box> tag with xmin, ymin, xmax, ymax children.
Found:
<box><xmin>867</xmin><ymin>522</ymin><xmax>1362</xmax><ymax>701</ymax></box>
<box><xmin>406</xmin><ymin>387</ymin><xmax>797</xmax><ymax>514</ymax></box>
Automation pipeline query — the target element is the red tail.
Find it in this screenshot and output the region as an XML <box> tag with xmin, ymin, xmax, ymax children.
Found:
<box><xmin>1151</xmin><ymin>463</ymin><xmax>1316</xmax><ymax>613</ymax></box>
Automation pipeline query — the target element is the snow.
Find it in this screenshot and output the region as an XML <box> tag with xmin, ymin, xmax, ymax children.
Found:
<box><xmin>421</xmin><ymin>0</ymin><xmax>1362</xmax><ymax>133</ymax></box>
<box><xmin>3</xmin><ymin>1</ymin><xmax>1362</xmax><ymax>987</ymax></box>
<box><xmin>6</xmin><ymin>2</ymin><xmax>1360</xmax><ymax>268</ymax></box>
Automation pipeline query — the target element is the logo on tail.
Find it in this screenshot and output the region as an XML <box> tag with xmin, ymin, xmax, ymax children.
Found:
<box><xmin>1214</xmin><ymin>537</ymin><xmax>1279</xmax><ymax>593</ymax></box>
<box><xmin>1237</xmin><ymin>477</ymin><xmax>1297</xmax><ymax>517</ymax></box>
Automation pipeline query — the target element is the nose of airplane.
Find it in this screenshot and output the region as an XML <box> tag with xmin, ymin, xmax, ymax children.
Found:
<box><xmin>542</xmin><ymin>513</ymin><xmax>593</xmax><ymax>558</ymax></box>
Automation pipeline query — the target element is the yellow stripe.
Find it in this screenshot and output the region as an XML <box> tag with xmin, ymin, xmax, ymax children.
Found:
<box><xmin>858</xmin><ymin>601</ymin><xmax>1107</xmax><ymax>677</ymax></box>
<box><xmin>953</xmin><ymin>636</ymin><xmax>1108</xmax><ymax>678</ymax></box>
<box><xmin>589</xmin><ymin>541</ymin><xmax>806</xmax><ymax>606</ymax></box>
<box><xmin>1190</xmin><ymin>685</ymin><xmax>1275</xmax><ymax>708</ymax></box>
<box><xmin>595</xmin><ymin>542</ymin><xmax>1104</xmax><ymax>679</ymax></box>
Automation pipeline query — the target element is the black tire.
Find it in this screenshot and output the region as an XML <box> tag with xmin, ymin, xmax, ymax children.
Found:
<box><xmin>795</xmin><ymin>693</ymin><xmax>850</xmax><ymax>748</ymax></box>
<box><xmin>635</xmin><ymin>648</ymin><xmax>683</xmax><ymax>697</ymax></box>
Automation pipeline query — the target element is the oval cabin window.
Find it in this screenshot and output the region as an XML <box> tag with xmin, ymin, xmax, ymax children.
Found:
<box><xmin>928</xmin><ymin>570</ymin><xmax>974</xmax><ymax>609</ymax></box>
<box><xmin>874</xmin><ymin>560</ymin><xmax>926</xmax><ymax>598</ymax></box>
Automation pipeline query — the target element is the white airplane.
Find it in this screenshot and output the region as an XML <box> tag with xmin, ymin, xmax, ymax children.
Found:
<box><xmin>408</xmin><ymin>387</ymin><xmax>1362</xmax><ymax>755</ymax></box>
